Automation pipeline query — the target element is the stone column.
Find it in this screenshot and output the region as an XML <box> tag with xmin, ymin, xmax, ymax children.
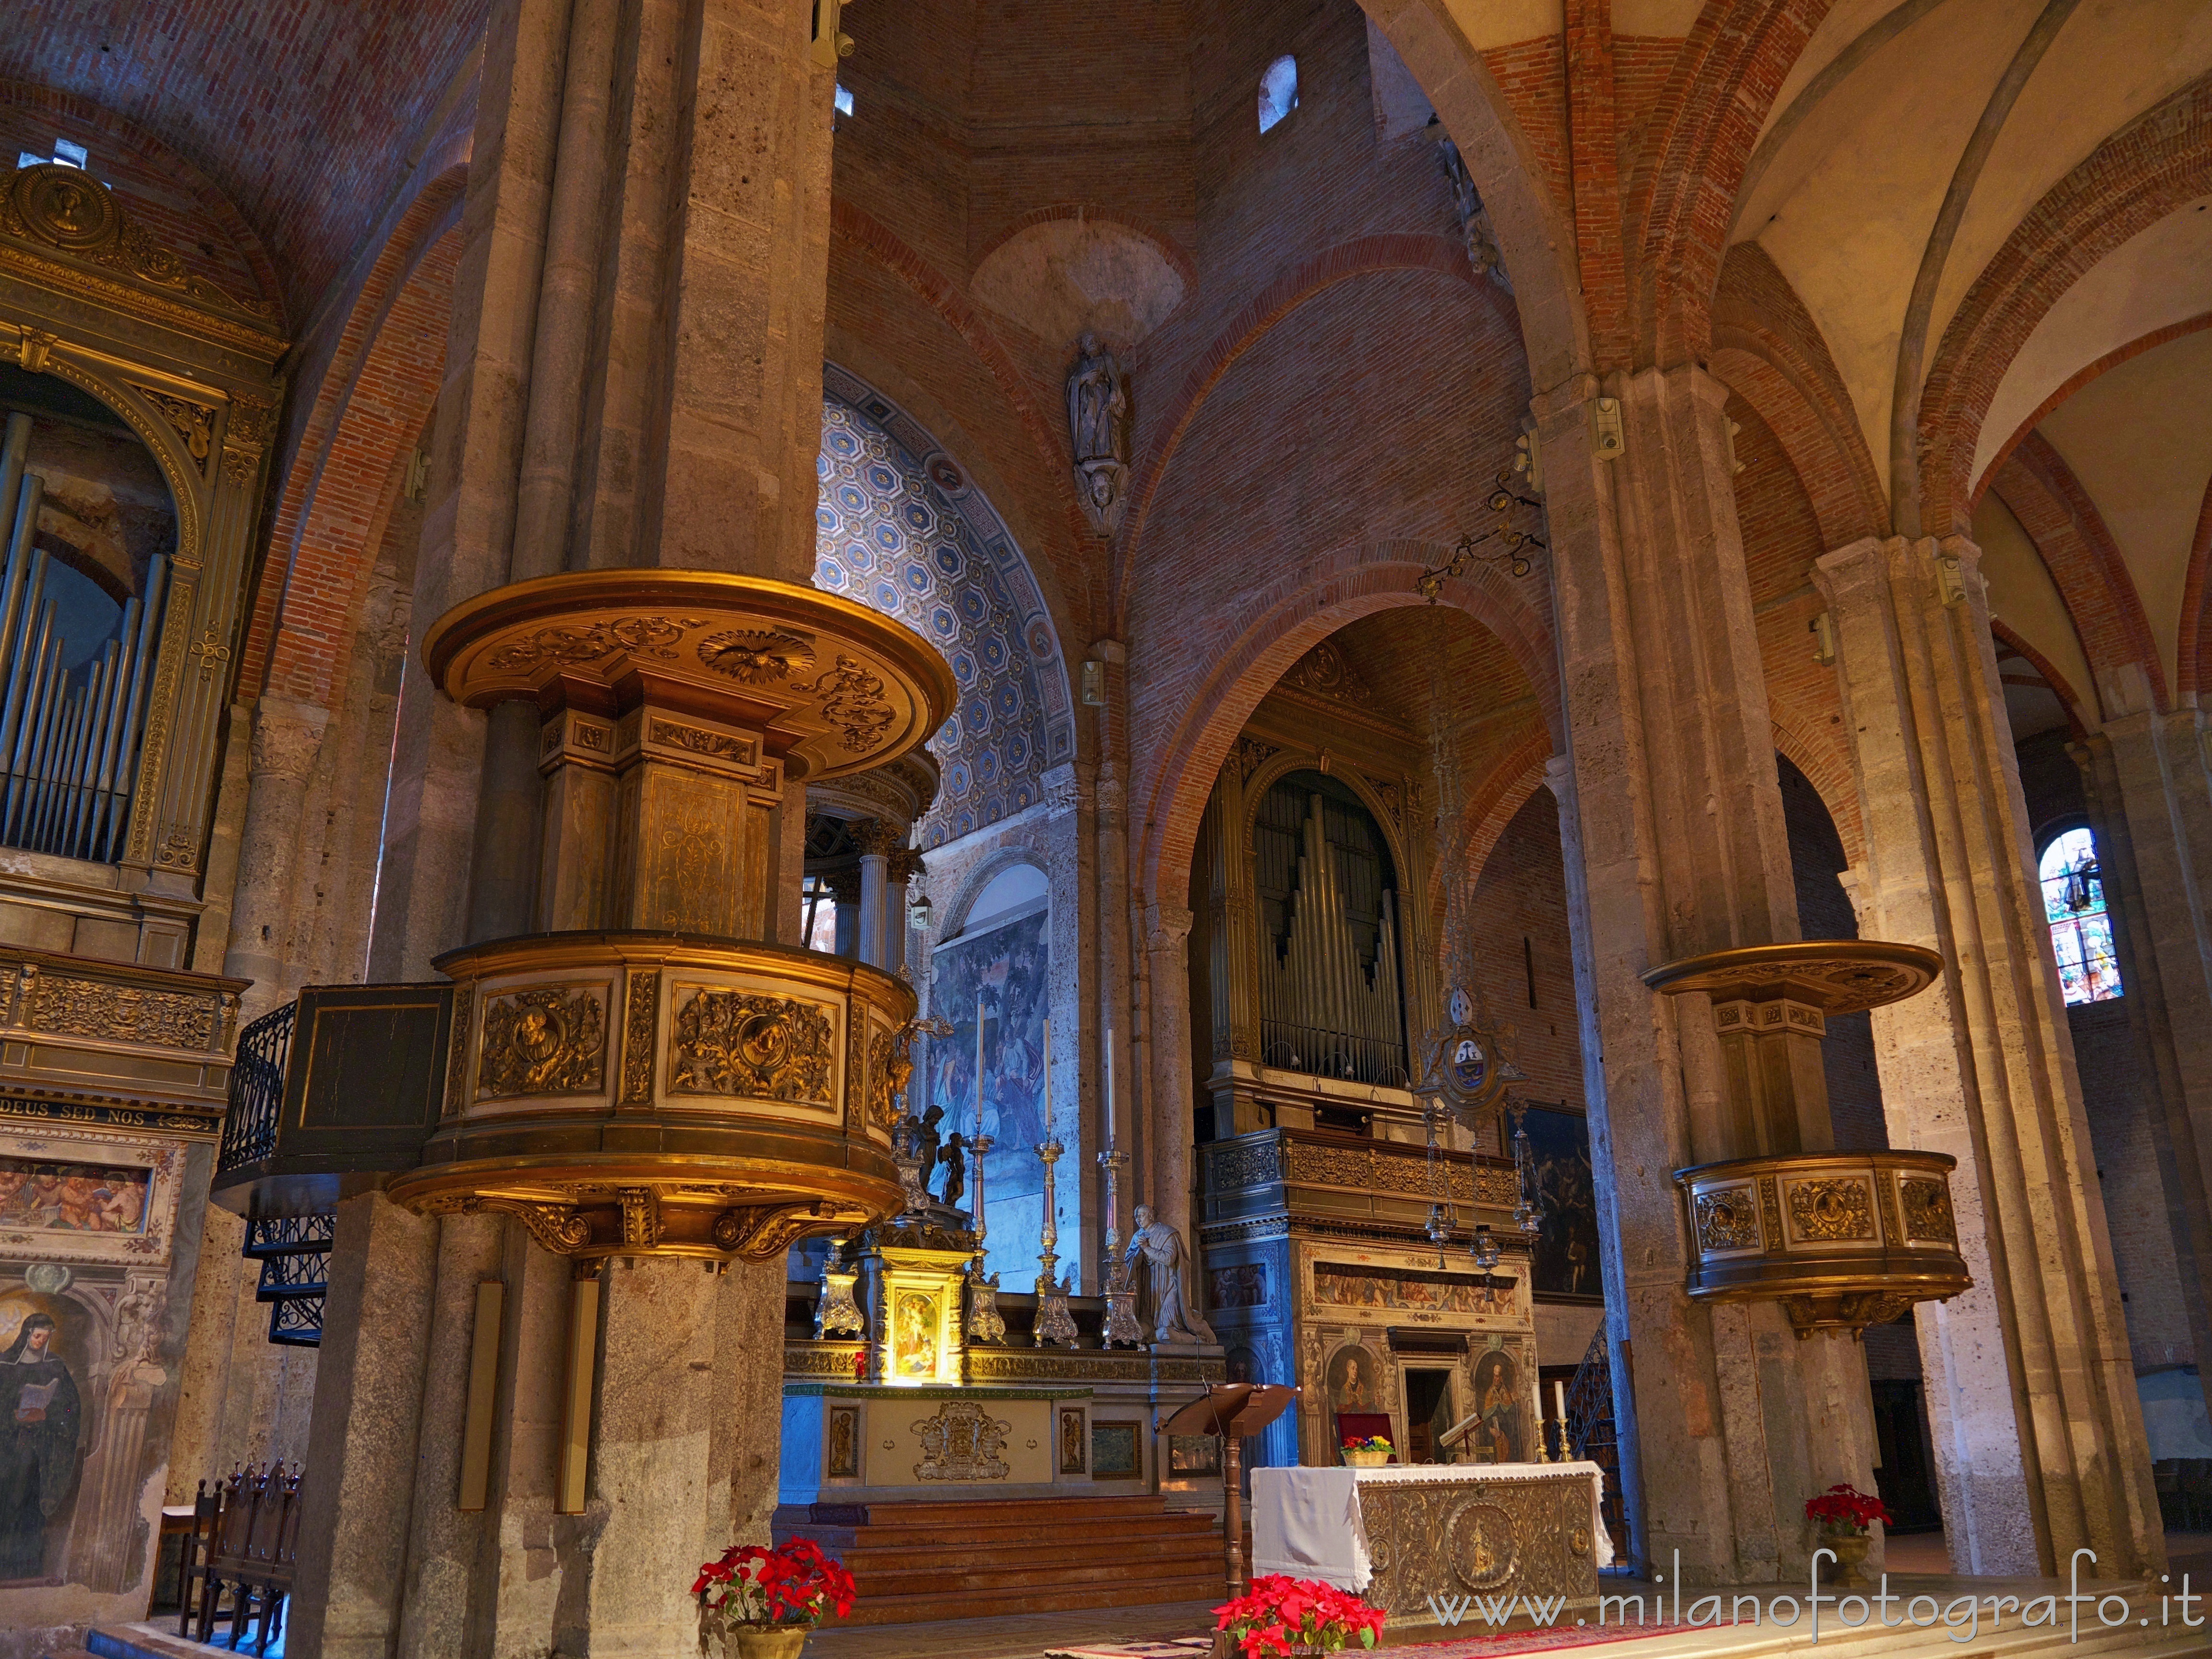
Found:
<box><xmin>224</xmin><ymin>696</ymin><xmax>329</xmax><ymax>1017</ymax></box>
<box><xmin>889</xmin><ymin>848</ymin><xmax>926</xmax><ymax>976</ymax></box>
<box><xmin>1814</xmin><ymin>533</ymin><xmax>2162</xmax><ymax>1577</ymax></box>
<box><xmin>855</xmin><ymin>819</ymin><xmax>898</xmax><ymax>967</ymax></box>
<box><xmin>1142</xmin><ymin>902</ymin><xmax>1195</xmax><ymax>1241</ymax></box>
<box><xmin>1536</xmin><ymin>364</ymin><xmax>1878</xmax><ymax>1583</ymax></box>
<box><xmin>287</xmin><ymin>1192</ymin><xmax>440</xmax><ymax>1659</ymax></box>
<box><xmin>2076</xmin><ymin>715</ymin><xmax>2212</xmax><ymax>1414</ymax></box>
<box><xmin>828</xmin><ymin>868</ymin><xmax>861</xmax><ymax>959</ymax></box>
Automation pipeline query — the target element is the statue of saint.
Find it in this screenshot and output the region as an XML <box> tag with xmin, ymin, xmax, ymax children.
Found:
<box><xmin>1067</xmin><ymin>333</ymin><xmax>1130</xmax><ymax>536</ymax></box>
<box><xmin>0</xmin><ymin>1311</ymin><xmax>79</xmax><ymax>1579</ymax></box>
<box><xmin>1122</xmin><ymin>1203</ymin><xmax>1215</xmax><ymax>1344</ymax></box>
<box><xmin>914</xmin><ymin>1105</ymin><xmax>944</xmax><ymax>1197</ymax></box>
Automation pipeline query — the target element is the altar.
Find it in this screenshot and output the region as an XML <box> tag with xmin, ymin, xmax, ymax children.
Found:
<box><xmin>1252</xmin><ymin>1462</ymin><xmax>1611</xmax><ymax>1625</ymax></box>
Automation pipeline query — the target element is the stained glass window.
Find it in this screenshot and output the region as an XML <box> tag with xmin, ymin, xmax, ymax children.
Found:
<box><xmin>2040</xmin><ymin>827</ymin><xmax>2121</xmax><ymax>1005</ymax></box>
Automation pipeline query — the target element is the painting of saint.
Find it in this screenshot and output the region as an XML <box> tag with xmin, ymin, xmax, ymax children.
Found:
<box><xmin>0</xmin><ymin>1310</ymin><xmax>80</xmax><ymax>1580</ymax></box>
<box><xmin>1327</xmin><ymin>1346</ymin><xmax>1380</xmax><ymax>1413</ymax></box>
<box><xmin>1470</xmin><ymin>1349</ymin><xmax>1526</xmax><ymax>1465</ymax></box>
<box><xmin>893</xmin><ymin>1291</ymin><xmax>938</xmax><ymax>1379</ymax></box>
<box><xmin>1509</xmin><ymin>1105</ymin><xmax>1601</xmax><ymax>1302</ymax></box>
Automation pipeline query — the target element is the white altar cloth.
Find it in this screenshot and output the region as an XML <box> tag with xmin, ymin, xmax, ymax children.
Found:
<box><xmin>1250</xmin><ymin>1461</ymin><xmax>1614</xmax><ymax>1591</ymax></box>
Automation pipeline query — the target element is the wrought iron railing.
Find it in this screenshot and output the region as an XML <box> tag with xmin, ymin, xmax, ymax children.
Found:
<box><xmin>219</xmin><ymin>1002</ymin><xmax>295</xmax><ymax>1174</ymax></box>
<box><xmin>245</xmin><ymin>1211</ymin><xmax>332</xmax><ymax>1349</ymax></box>
<box><xmin>1259</xmin><ymin>1021</ymin><xmax>1408</xmax><ymax>1089</ymax></box>
<box><xmin>1565</xmin><ymin>1323</ymin><xmax>1632</xmax><ymax>1566</ymax></box>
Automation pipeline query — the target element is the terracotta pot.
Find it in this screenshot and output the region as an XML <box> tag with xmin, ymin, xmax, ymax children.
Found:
<box><xmin>1823</xmin><ymin>1529</ymin><xmax>1873</xmax><ymax>1587</ymax></box>
<box><xmin>724</xmin><ymin>1626</ymin><xmax>810</xmax><ymax>1659</ymax></box>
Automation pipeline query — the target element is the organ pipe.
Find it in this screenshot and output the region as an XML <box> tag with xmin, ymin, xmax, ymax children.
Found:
<box><xmin>1258</xmin><ymin>787</ymin><xmax>1406</xmax><ymax>1084</ymax></box>
<box><xmin>0</xmin><ymin>412</ymin><xmax>176</xmax><ymax>863</ymax></box>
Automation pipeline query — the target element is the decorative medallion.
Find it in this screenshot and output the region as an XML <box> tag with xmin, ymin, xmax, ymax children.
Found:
<box><xmin>476</xmin><ymin>986</ymin><xmax>607</xmax><ymax>1098</ymax></box>
<box><xmin>1694</xmin><ymin>1188</ymin><xmax>1760</xmax><ymax>1252</ymax></box>
<box><xmin>912</xmin><ymin>1402</ymin><xmax>1011</xmax><ymax>1481</ymax></box>
<box><xmin>139</xmin><ymin>388</ymin><xmax>216</xmax><ymax>471</ymax></box>
<box><xmin>697</xmin><ymin>627</ymin><xmax>817</xmax><ymax>683</ymax></box>
<box><xmin>1899</xmin><ymin>1178</ymin><xmax>1957</xmax><ymax>1242</ymax></box>
<box><xmin>4</xmin><ymin>165</ymin><xmax>278</xmax><ymax>321</ymax></box>
<box><xmin>1281</xmin><ymin>639</ymin><xmax>1373</xmax><ymax>707</ymax></box>
<box><xmin>1446</xmin><ymin>1500</ymin><xmax>1521</xmax><ymax>1591</ymax></box>
<box><xmin>1787</xmin><ymin>1179</ymin><xmax>1874</xmax><ymax>1242</ymax></box>
<box><xmin>669</xmin><ymin>988</ymin><xmax>834</xmax><ymax>1102</ymax></box>
<box><xmin>1237</xmin><ymin>736</ymin><xmax>1281</xmax><ymax>783</ymax></box>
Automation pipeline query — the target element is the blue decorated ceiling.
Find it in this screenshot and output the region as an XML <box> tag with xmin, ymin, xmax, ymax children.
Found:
<box><xmin>814</xmin><ymin>372</ymin><xmax>1065</xmax><ymax>845</ymax></box>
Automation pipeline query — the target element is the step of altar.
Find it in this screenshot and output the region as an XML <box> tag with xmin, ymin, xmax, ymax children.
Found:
<box><xmin>779</xmin><ymin>1495</ymin><xmax>1227</xmax><ymax>1626</ymax></box>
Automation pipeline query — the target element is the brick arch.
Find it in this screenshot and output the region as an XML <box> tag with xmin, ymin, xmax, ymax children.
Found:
<box><xmin>239</xmin><ymin>166</ymin><xmax>467</xmax><ymax>703</ymax></box>
<box><xmin>1991</xmin><ymin>618</ymin><xmax>2092</xmax><ymax>740</ymax></box>
<box><xmin>1770</xmin><ymin>714</ymin><xmax>1864</xmax><ymax>866</ymax></box>
<box><xmin>1133</xmin><ymin>550</ymin><xmax>1559</xmax><ymax>914</ymax></box>
<box><xmin>1353</xmin><ymin>0</ymin><xmax>1590</xmax><ymax>391</ymax></box>
<box><xmin>1989</xmin><ymin>433</ymin><xmax>2167</xmax><ymax>718</ymax></box>
<box><xmin>2180</xmin><ymin>471</ymin><xmax>2212</xmax><ymax>706</ymax></box>
<box><xmin>1625</xmin><ymin>0</ymin><xmax>1830</xmax><ymax>370</ymax></box>
<box><xmin>1112</xmin><ymin>235</ymin><xmax>1513</xmax><ymax>624</ymax></box>
<box><xmin>1919</xmin><ymin>74</ymin><xmax>2212</xmax><ymax>536</ymax></box>
<box><xmin>1711</xmin><ymin>243</ymin><xmax>1886</xmax><ymax>547</ymax></box>
<box><xmin>1969</xmin><ymin>313</ymin><xmax>2212</xmax><ymax>512</ymax></box>
<box><xmin>1423</xmin><ymin>728</ymin><xmax>1552</xmax><ymax>941</ymax></box>
<box><xmin>249</xmin><ymin>214</ymin><xmax>462</xmax><ymax>711</ymax></box>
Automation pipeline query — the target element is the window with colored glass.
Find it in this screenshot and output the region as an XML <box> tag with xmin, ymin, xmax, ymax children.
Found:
<box><xmin>2039</xmin><ymin>827</ymin><xmax>2121</xmax><ymax>1005</ymax></box>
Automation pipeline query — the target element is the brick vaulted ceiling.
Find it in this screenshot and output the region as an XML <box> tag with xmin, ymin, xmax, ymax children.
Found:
<box><xmin>1</xmin><ymin>0</ymin><xmax>489</xmax><ymax>325</ymax></box>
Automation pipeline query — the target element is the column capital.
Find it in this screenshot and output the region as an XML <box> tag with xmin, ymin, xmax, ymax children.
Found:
<box><xmin>853</xmin><ymin>818</ymin><xmax>904</xmax><ymax>860</ymax></box>
<box><xmin>249</xmin><ymin>695</ymin><xmax>332</xmax><ymax>784</ymax></box>
<box><xmin>1142</xmin><ymin>902</ymin><xmax>1193</xmax><ymax>953</ymax></box>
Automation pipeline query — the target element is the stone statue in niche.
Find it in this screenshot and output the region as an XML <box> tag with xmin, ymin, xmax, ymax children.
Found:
<box><xmin>1067</xmin><ymin>333</ymin><xmax>1130</xmax><ymax>537</ymax></box>
<box><xmin>1124</xmin><ymin>1204</ymin><xmax>1216</xmax><ymax>1345</ymax></box>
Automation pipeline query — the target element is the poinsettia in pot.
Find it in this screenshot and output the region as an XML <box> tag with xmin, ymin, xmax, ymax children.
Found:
<box><xmin>1214</xmin><ymin>1573</ymin><xmax>1386</xmax><ymax>1659</ymax></box>
<box><xmin>694</xmin><ymin>1538</ymin><xmax>856</xmax><ymax>1659</ymax></box>
<box><xmin>1804</xmin><ymin>1483</ymin><xmax>1892</xmax><ymax>1588</ymax></box>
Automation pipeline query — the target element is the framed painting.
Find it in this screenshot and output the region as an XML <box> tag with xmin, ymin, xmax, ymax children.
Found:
<box><xmin>1505</xmin><ymin>1103</ymin><xmax>1601</xmax><ymax>1303</ymax></box>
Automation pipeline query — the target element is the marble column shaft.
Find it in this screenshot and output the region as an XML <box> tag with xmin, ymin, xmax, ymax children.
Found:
<box><xmin>1142</xmin><ymin>901</ymin><xmax>1195</xmax><ymax>1243</ymax></box>
<box><xmin>1537</xmin><ymin>363</ymin><xmax>1876</xmax><ymax>1583</ymax></box>
<box><xmin>1814</xmin><ymin>532</ymin><xmax>2162</xmax><ymax>1578</ymax></box>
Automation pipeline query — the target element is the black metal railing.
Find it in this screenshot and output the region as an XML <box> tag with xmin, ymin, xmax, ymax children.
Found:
<box><xmin>1565</xmin><ymin>1323</ymin><xmax>1632</xmax><ymax>1565</ymax></box>
<box><xmin>219</xmin><ymin>1002</ymin><xmax>295</xmax><ymax>1174</ymax></box>
<box><xmin>1259</xmin><ymin>1021</ymin><xmax>1408</xmax><ymax>1089</ymax></box>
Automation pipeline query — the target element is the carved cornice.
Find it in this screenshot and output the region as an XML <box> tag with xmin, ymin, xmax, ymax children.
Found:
<box><xmin>1</xmin><ymin>165</ymin><xmax>287</xmax><ymax>360</ymax></box>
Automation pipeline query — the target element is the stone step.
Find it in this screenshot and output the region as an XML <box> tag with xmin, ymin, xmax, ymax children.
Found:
<box><xmin>823</xmin><ymin>1566</ymin><xmax>1228</xmax><ymax>1627</ymax></box>
<box><xmin>786</xmin><ymin>1513</ymin><xmax>1220</xmax><ymax>1551</ymax></box>
<box><xmin>832</xmin><ymin>1529</ymin><xmax>1225</xmax><ymax>1575</ymax></box>
<box><xmin>788</xmin><ymin>1493</ymin><xmax>1182</xmax><ymax>1527</ymax></box>
<box><xmin>846</xmin><ymin>1544</ymin><xmax>1224</xmax><ymax>1596</ymax></box>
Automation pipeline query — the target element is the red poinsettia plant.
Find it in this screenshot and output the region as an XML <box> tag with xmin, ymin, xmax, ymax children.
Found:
<box><xmin>1804</xmin><ymin>1483</ymin><xmax>1893</xmax><ymax>1535</ymax></box>
<box><xmin>1214</xmin><ymin>1575</ymin><xmax>1386</xmax><ymax>1658</ymax></box>
<box><xmin>693</xmin><ymin>1538</ymin><xmax>856</xmax><ymax>1635</ymax></box>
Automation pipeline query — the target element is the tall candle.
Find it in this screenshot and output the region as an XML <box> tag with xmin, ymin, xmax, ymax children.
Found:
<box><xmin>1104</xmin><ymin>1030</ymin><xmax>1115</xmax><ymax>1150</ymax></box>
<box><xmin>1553</xmin><ymin>1380</ymin><xmax>1568</xmax><ymax>1426</ymax></box>
<box><xmin>975</xmin><ymin>996</ymin><xmax>986</xmax><ymax>1140</ymax></box>
<box><xmin>1042</xmin><ymin>1016</ymin><xmax>1051</xmax><ymax>1139</ymax></box>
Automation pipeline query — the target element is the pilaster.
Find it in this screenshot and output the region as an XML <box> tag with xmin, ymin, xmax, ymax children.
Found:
<box><xmin>1814</xmin><ymin>532</ymin><xmax>2162</xmax><ymax>1577</ymax></box>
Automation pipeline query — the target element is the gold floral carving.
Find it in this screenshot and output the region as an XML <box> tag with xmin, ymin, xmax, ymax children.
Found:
<box><xmin>1280</xmin><ymin>639</ymin><xmax>1373</xmax><ymax>706</ymax></box>
<box><xmin>912</xmin><ymin>1402</ymin><xmax>1011</xmax><ymax>1481</ymax></box>
<box><xmin>713</xmin><ymin>1201</ymin><xmax>835</xmax><ymax>1260</ymax></box>
<box><xmin>485</xmin><ymin>616</ymin><xmax>697</xmax><ymax>671</ymax></box>
<box><xmin>220</xmin><ymin>394</ymin><xmax>276</xmax><ymax>487</ymax></box>
<box><xmin>1759</xmin><ymin>1178</ymin><xmax>1784</xmax><ymax>1251</ymax></box>
<box><xmin>620</xmin><ymin>974</ymin><xmax>658</xmax><ymax>1105</ymax></box>
<box><xmin>618</xmin><ymin>1188</ymin><xmax>661</xmax><ymax>1247</ymax></box>
<box><xmin>869</xmin><ymin>1022</ymin><xmax>916</xmax><ymax>1130</ymax></box>
<box><xmin>669</xmin><ymin>988</ymin><xmax>834</xmax><ymax>1103</ymax></box>
<box><xmin>1211</xmin><ymin>1141</ymin><xmax>1281</xmax><ymax>1190</ymax></box>
<box><xmin>21</xmin><ymin>971</ymin><xmax>216</xmax><ymax>1051</ymax></box>
<box><xmin>1786</xmin><ymin>1179</ymin><xmax>1875</xmax><ymax>1242</ymax></box>
<box><xmin>476</xmin><ymin>986</ymin><xmax>607</xmax><ymax>1098</ymax></box>
<box><xmin>138</xmin><ymin>388</ymin><xmax>216</xmax><ymax>472</ymax></box>
<box><xmin>1899</xmin><ymin>1178</ymin><xmax>1957</xmax><ymax>1242</ymax></box>
<box><xmin>1237</xmin><ymin>736</ymin><xmax>1281</xmax><ymax>782</ymax></box>
<box><xmin>444</xmin><ymin>982</ymin><xmax>474</xmax><ymax>1118</ymax></box>
<box><xmin>648</xmin><ymin>718</ymin><xmax>750</xmax><ymax>763</ymax></box>
<box><xmin>1694</xmin><ymin>1188</ymin><xmax>1760</xmax><ymax>1252</ymax></box>
<box><xmin>1357</xmin><ymin>1473</ymin><xmax>1599</xmax><ymax>1619</ymax></box>
<box><xmin>697</xmin><ymin>627</ymin><xmax>817</xmax><ymax>684</ymax></box>
<box><xmin>808</xmin><ymin>655</ymin><xmax>894</xmax><ymax>752</ymax></box>
<box><xmin>514</xmin><ymin>1203</ymin><xmax>593</xmax><ymax>1254</ymax></box>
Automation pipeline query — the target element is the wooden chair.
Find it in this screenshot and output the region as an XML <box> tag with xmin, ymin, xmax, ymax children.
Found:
<box><xmin>172</xmin><ymin>1481</ymin><xmax>221</xmax><ymax>1634</ymax></box>
<box><xmin>189</xmin><ymin>1463</ymin><xmax>303</xmax><ymax>1656</ymax></box>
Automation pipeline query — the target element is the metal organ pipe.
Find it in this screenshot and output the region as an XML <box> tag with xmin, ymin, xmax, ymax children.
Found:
<box><xmin>4</xmin><ymin>603</ymin><xmax>58</xmax><ymax>840</ymax></box>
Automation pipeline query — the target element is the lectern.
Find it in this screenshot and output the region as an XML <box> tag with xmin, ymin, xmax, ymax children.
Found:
<box><xmin>1157</xmin><ymin>1382</ymin><xmax>1299</xmax><ymax>1597</ymax></box>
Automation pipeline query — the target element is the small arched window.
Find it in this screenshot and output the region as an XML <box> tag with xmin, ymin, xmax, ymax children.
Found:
<box><xmin>2040</xmin><ymin>827</ymin><xmax>2121</xmax><ymax>1004</ymax></box>
<box><xmin>1259</xmin><ymin>56</ymin><xmax>1298</xmax><ymax>134</ymax></box>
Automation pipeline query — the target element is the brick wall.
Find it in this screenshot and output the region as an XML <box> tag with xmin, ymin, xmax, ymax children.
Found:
<box><xmin>1462</xmin><ymin>787</ymin><xmax>1586</xmax><ymax>1115</ymax></box>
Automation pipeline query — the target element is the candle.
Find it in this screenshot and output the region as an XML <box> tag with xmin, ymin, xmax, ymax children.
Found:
<box><xmin>975</xmin><ymin>996</ymin><xmax>986</xmax><ymax>1141</ymax></box>
<box><xmin>1104</xmin><ymin>1030</ymin><xmax>1115</xmax><ymax>1150</ymax></box>
<box><xmin>1553</xmin><ymin>1380</ymin><xmax>1568</xmax><ymax>1428</ymax></box>
<box><xmin>1042</xmin><ymin>1016</ymin><xmax>1052</xmax><ymax>1140</ymax></box>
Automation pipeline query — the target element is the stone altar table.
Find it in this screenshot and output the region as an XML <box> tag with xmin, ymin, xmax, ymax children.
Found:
<box><xmin>1251</xmin><ymin>1462</ymin><xmax>1611</xmax><ymax>1625</ymax></box>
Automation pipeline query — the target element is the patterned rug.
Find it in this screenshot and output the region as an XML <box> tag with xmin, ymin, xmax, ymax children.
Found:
<box><xmin>1047</xmin><ymin>1623</ymin><xmax>1684</xmax><ymax>1658</ymax></box>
